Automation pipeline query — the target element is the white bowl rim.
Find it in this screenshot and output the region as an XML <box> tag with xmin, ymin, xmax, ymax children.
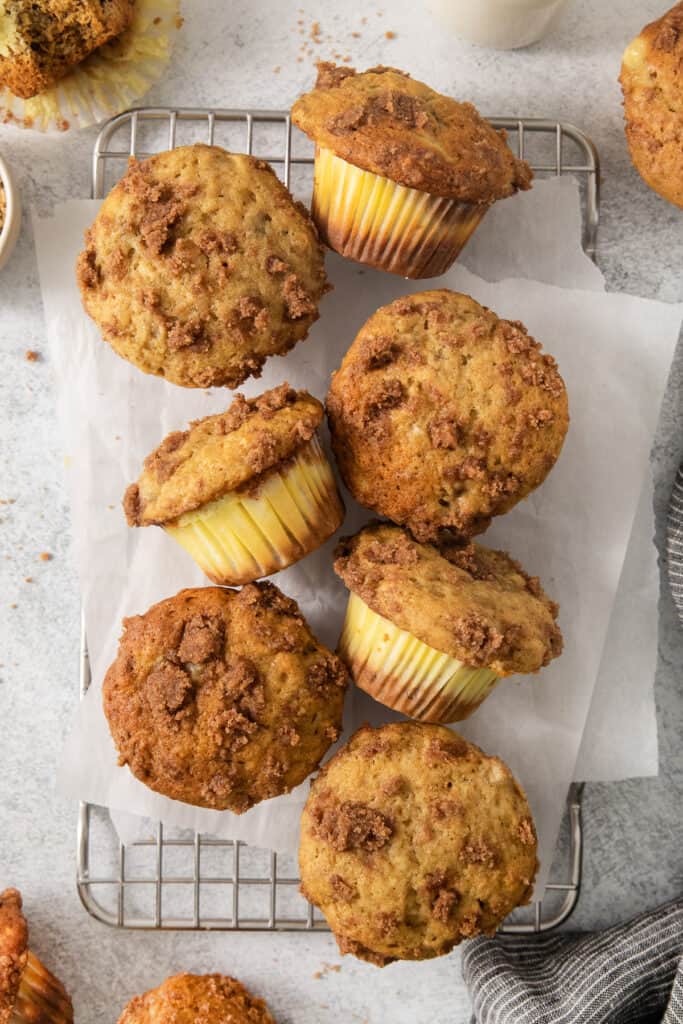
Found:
<box><xmin>0</xmin><ymin>153</ymin><xmax>21</xmax><ymax>263</ymax></box>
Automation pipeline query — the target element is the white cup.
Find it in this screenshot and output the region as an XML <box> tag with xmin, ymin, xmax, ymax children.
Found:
<box><xmin>0</xmin><ymin>155</ymin><xmax>21</xmax><ymax>271</ymax></box>
<box><xmin>428</xmin><ymin>0</ymin><xmax>571</xmax><ymax>50</ymax></box>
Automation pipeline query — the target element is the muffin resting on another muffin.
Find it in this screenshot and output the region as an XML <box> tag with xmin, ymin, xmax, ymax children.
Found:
<box><xmin>0</xmin><ymin>0</ymin><xmax>134</xmax><ymax>99</ymax></box>
<box><xmin>77</xmin><ymin>144</ymin><xmax>328</xmax><ymax>388</ymax></box>
<box><xmin>334</xmin><ymin>522</ymin><xmax>562</xmax><ymax>723</ymax></box>
<box><xmin>299</xmin><ymin>722</ymin><xmax>538</xmax><ymax>965</ymax></box>
<box><xmin>0</xmin><ymin>887</ymin><xmax>73</xmax><ymax>1024</ymax></box>
<box><xmin>117</xmin><ymin>973</ymin><xmax>275</xmax><ymax>1024</ymax></box>
<box><xmin>326</xmin><ymin>289</ymin><xmax>569</xmax><ymax>542</ymax></box>
<box><xmin>103</xmin><ymin>583</ymin><xmax>347</xmax><ymax>812</ymax></box>
<box><xmin>292</xmin><ymin>63</ymin><xmax>532</xmax><ymax>278</ymax></box>
<box><xmin>124</xmin><ymin>383</ymin><xmax>345</xmax><ymax>586</ymax></box>
<box><xmin>620</xmin><ymin>3</ymin><xmax>683</xmax><ymax>208</ymax></box>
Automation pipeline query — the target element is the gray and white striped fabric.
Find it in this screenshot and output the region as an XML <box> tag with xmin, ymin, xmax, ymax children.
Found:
<box><xmin>463</xmin><ymin>899</ymin><xmax>683</xmax><ymax>1024</ymax></box>
<box><xmin>668</xmin><ymin>465</ymin><xmax>683</xmax><ymax>624</ymax></box>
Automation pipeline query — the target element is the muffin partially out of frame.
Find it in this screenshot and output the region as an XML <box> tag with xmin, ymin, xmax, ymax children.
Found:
<box><xmin>103</xmin><ymin>583</ymin><xmax>348</xmax><ymax>813</ymax></box>
<box><xmin>334</xmin><ymin>523</ymin><xmax>562</xmax><ymax>723</ymax></box>
<box><xmin>117</xmin><ymin>973</ymin><xmax>276</xmax><ymax>1024</ymax></box>
<box><xmin>0</xmin><ymin>887</ymin><xmax>73</xmax><ymax>1024</ymax></box>
<box><xmin>299</xmin><ymin>722</ymin><xmax>538</xmax><ymax>965</ymax></box>
<box><xmin>77</xmin><ymin>144</ymin><xmax>328</xmax><ymax>388</ymax></box>
<box><xmin>124</xmin><ymin>384</ymin><xmax>345</xmax><ymax>586</ymax></box>
<box><xmin>292</xmin><ymin>63</ymin><xmax>532</xmax><ymax>278</ymax></box>
<box><xmin>327</xmin><ymin>289</ymin><xmax>569</xmax><ymax>542</ymax></box>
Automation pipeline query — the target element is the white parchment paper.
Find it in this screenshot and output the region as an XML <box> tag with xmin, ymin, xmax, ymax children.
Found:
<box><xmin>34</xmin><ymin>177</ymin><xmax>682</xmax><ymax>893</ymax></box>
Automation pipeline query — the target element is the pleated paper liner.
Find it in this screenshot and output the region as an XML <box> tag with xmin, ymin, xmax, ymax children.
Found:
<box><xmin>0</xmin><ymin>0</ymin><xmax>180</xmax><ymax>132</ymax></box>
<box><xmin>11</xmin><ymin>950</ymin><xmax>73</xmax><ymax>1024</ymax></box>
<box><xmin>311</xmin><ymin>145</ymin><xmax>487</xmax><ymax>279</ymax></box>
<box><xmin>166</xmin><ymin>435</ymin><xmax>345</xmax><ymax>586</ymax></box>
<box><xmin>339</xmin><ymin>592</ymin><xmax>500</xmax><ymax>723</ymax></box>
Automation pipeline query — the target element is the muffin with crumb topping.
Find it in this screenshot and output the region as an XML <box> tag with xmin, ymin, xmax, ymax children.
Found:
<box><xmin>77</xmin><ymin>144</ymin><xmax>328</xmax><ymax>388</ymax></box>
<box><xmin>124</xmin><ymin>383</ymin><xmax>345</xmax><ymax>585</ymax></box>
<box><xmin>326</xmin><ymin>289</ymin><xmax>568</xmax><ymax>542</ymax></box>
<box><xmin>117</xmin><ymin>973</ymin><xmax>275</xmax><ymax>1024</ymax></box>
<box><xmin>334</xmin><ymin>522</ymin><xmax>562</xmax><ymax>723</ymax></box>
<box><xmin>103</xmin><ymin>582</ymin><xmax>348</xmax><ymax>812</ymax></box>
<box><xmin>292</xmin><ymin>62</ymin><xmax>532</xmax><ymax>278</ymax></box>
<box><xmin>0</xmin><ymin>887</ymin><xmax>73</xmax><ymax>1024</ymax></box>
<box><xmin>299</xmin><ymin>722</ymin><xmax>538</xmax><ymax>965</ymax></box>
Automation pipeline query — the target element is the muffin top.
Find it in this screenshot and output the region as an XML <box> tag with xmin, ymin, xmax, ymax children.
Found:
<box><xmin>334</xmin><ymin>523</ymin><xmax>562</xmax><ymax>676</ymax></box>
<box><xmin>77</xmin><ymin>144</ymin><xmax>328</xmax><ymax>388</ymax></box>
<box><xmin>326</xmin><ymin>290</ymin><xmax>569</xmax><ymax>541</ymax></box>
<box><xmin>292</xmin><ymin>63</ymin><xmax>532</xmax><ymax>203</ymax></box>
<box><xmin>0</xmin><ymin>889</ymin><xmax>27</xmax><ymax>1024</ymax></box>
<box><xmin>299</xmin><ymin>722</ymin><xmax>537</xmax><ymax>965</ymax></box>
<box><xmin>103</xmin><ymin>584</ymin><xmax>347</xmax><ymax>813</ymax></box>
<box><xmin>620</xmin><ymin>3</ymin><xmax>683</xmax><ymax>208</ymax></box>
<box><xmin>124</xmin><ymin>384</ymin><xmax>323</xmax><ymax>527</ymax></box>
<box><xmin>117</xmin><ymin>973</ymin><xmax>275</xmax><ymax>1024</ymax></box>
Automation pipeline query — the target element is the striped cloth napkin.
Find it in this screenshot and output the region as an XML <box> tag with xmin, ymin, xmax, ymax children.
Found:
<box><xmin>463</xmin><ymin>899</ymin><xmax>683</xmax><ymax>1023</ymax></box>
<box><xmin>668</xmin><ymin>465</ymin><xmax>683</xmax><ymax>625</ymax></box>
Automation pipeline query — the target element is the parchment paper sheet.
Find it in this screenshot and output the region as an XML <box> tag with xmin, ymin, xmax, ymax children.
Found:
<box><xmin>34</xmin><ymin>177</ymin><xmax>682</xmax><ymax>893</ymax></box>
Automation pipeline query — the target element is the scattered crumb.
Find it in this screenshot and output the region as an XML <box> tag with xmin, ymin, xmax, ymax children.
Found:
<box><xmin>153</xmin><ymin>15</ymin><xmax>161</xmax><ymax>25</ymax></box>
<box><xmin>296</xmin><ymin>56</ymin><xmax>303</xmax><ymax>62</ymax></box>
<box><xmin>9</xmin><ymin>603</ymin><xmax>17</xmax><ymax>609</ymax></box>
<box><xmin>352</xmin><ymin>31</ymin><xmax>361</xmax><ymax>37</ymax></box>
<box><xmin>107</xmin><ymin>504</ymin><xmax>115</xmax><ymax>510</ymax></box>
<box><xmin>313</xmin><ymin>962</ymin><xmax>342</xmax><ymax>980</ymax></box>
<box><xmin>342</xmin><ymin>55</ymin><xmax>352</xmax><ymax>62</ymax></box>
<box><xmin>310</xmin><ymin>21</ymin><xmax>322</xmax><ymax>43</ymax></box>
<box><xmin>273</xmin><ymin>65</ymin><xmax>281</xmax><ymax>74</ymax></box>
<box><xmin>39</xmin><ymin>552</ymin><xmax>52</xmax><ymax>562</ymax></box>
<box><xmin>114</xmin><ymin>435</ymin><xmax>121</xmax><ymax>441</ymax></box>
<box><xmin>25</xmin><ymin>349</ymin><xmax>40</xmax><ymax>362</ymax></box>
<box><xmin>175</xmin><ymin>15</ymin><xmax>184</xmax><ymax>29</ymax></box>
<box><xmin>0</xmin><ymin>499</ymin><xmax>15</xmax><ymax>506</ymax></box>
<box><xmin>385</xmin><ymin>30</ymin><xmax>396</xmax><ymax>39</ymax></box>
<box><xmin>24</xmin><ymin>577</ymin><xmax>33</xmax><ymax>584</ymax></box>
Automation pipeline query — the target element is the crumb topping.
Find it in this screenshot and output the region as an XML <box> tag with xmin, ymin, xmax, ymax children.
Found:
<box><xmin>0</xmin><ymin>888</ymin><xmax>28</xmax><ymax>1020</ymax></box>
<box><xmin>117</xmin><ymin>972</ymin><xmax>276</xmax><ymax>1024</ymax></box>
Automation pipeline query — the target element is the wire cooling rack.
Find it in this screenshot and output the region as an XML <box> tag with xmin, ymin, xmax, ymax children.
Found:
<box><xmin>77</xmin><ymin>106</ymin><xmax>599</xmax><ymax>933</ymax></box>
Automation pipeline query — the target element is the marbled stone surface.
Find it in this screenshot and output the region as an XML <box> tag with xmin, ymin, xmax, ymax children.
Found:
<box><xmin>0</xmin><ymin>2</ymin><xmax>681</xmax><ymax>1021</ymax></box>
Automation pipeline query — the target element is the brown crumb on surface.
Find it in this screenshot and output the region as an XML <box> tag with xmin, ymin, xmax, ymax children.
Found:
<box><xmin>25</xmin><ymin>349</ymin><xmax>40</xmax><ymax>362</ymax></box>
<box><xmin>313</xmin><ymin>961</ymin><xmax>342</xmax><ymax>979</ymax></box>
<box><xmin>39</xmin><ymin>552</ymin><xmax>52</xmax><ymax>562</ymax></box>
<box><xmin>385</xmin><ymin>30</ymin><xmax>396</xmax><ymax>39</ymax></box>
<box><xmin>153</xmin><ymin>15</ymin><xmax>161</xmax><ymax>25</ymax></box>
<box><xmin>24</xmin><ymin>577</ymin><xmax>33</xmax><ymax>584</ymax></box>
<box><xmin>9</xmin><ymin>603</ymin><xmax>17</xmax><ymax>609</ymax></box>
<box><xmin>273</xmin><ymin>66</ymin><xmax>281</xmax><ymax>73</ymax></box>
<box><xmin>175</xmin><ymin>15</ymin><xmax>184</xmax><ymax>29</ymax></box>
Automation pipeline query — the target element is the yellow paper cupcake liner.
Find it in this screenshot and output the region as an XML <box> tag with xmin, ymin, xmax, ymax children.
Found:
<box><xmin>339</xmin><ymin>592</ymin><xmax>499</xmax><ymax>723</ymax></box>
<box><xmin>0</xmin><ymin>0</ymin><xmax>180</xmax><ymax>132</ymax></box>
<box><xmin>311</xmin><ymin>146</ymin><xmax>487</xmax><ymax>279</ymax></box>
<box><xmin>166</xmin><ymin>435</ymin><xmax>345</xmax><ymax>586</ymax></box>
<box><xmin>11</xmin><ymin>951</ymin><xmax>73</xmax><ymax>1024</ymax></box>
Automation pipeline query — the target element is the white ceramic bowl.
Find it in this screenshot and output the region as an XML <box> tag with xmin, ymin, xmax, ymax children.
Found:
<box><xmin>0</xmin><ymin>155</ymin><xmax>21</xmax><ymax>271</ymax></box>
<box><xmin>428</xmin><ymin>0</ymin><xmax>571</xmax><ymax>50</ymax></box>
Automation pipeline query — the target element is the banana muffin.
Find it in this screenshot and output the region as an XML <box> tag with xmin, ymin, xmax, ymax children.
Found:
<box><xmin>334</xmin><ymin>522</ymin><xmax>562</xmax><ymax>723</ymax></box>
<box><xmin>77</xmin><ymin>144</ymin><xmax>328</xmax><ymax>388</ymax></box>
<box><xmin>299</xmin><ymin>722</ymin><xmax>538</xmax><ymax>965</ymax></box>
<box><xmin>0</xmin><ymin>0</ymin><xmax>134</xmax><ymax>99</ymax></box>
<box><xmin>620</xmin><ymin>3</ymin><xmax>683</xmax><ymax>208</ymax></box>
<box><xmin>124</xmin><ymin>383</ymin><xmax>345</xmax><ymax>586</ymax></box>
<box><xmin>326</xmin><ymin>289</ymin><xmax>569</xmax><ymax>541</ymax></box>
<box><xmin>103</xmin><ymin>583</ymin><xmax>347</xmax><ymax>813</ymax></box>
<box><xmin>117</xmin><ymin>973</ymin><xmax>276</xmax><ymax>1024</ymax></box>
<box><xmin>0</xmin><ymin>887</ymin><xmax>73</xmax><ymax>1024</ymax></box>
<box><xmin>292</xmin><ymin>63</ymin><xmax>532</xmax><ymax>278</ymax></box>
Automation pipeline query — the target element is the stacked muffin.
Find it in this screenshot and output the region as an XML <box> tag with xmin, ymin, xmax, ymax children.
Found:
<box><xmin>78</xmin><ymin>62</ymin><xmax>569</xmax><ymax>965</ymax></box>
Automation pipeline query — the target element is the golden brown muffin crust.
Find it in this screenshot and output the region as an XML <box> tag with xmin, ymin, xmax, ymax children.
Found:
<box><xmin>0</xmin><ymin>888</ymin><xmax>28</xmax><ymax>1024</ymax></box>
<box><xmin>124</xmin><ymin>384</ymin><xmax>324</xmax><ymax>526</ymax></box>
<box><xmin>299</xmin><ymin>723</ymin><xmax>537</xmax><ymax>965</ymax></box>
<box><xmin>0</xmin><ymin>0</ymin><xmax>134</xmax><ymax>99</ymax></box>
<box><xmin>77</xmin><ymin>145</ymin><xmax>328</xmax><ymax>388</ymax></box>
<box><xmin>103</xmin><ymin>584</ymin><xmax>348</xmax><ymax>812</ymax></box>
<box><xmin>620</xmin><ymin>3</ymin><xmax>683</xmax><ymax>208</ymax></box>
<box><xmin>292</xmin><ymin>63</ymin><xmax>532</xmax><ymax>203</ymax></box>
<box><xmin>117</xmin><ymin>973</ymin><xmax>276</xmax><ymax>1024</ymax></box>
<box><xmin>326</xmin><ymin>290</ymin><xmax>569</xmax><ymax>541</ymax></box>
<box><xmin>334</xmin><ymin>523</ymin><xmax>562</xmax><ymax>676</ymax></box>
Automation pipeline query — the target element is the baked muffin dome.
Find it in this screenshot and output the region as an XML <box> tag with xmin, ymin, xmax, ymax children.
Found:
<box><xmin>292</xmin><ymin>63</ymin><xmax>532</xmax><ymax>203</ymax></box>
<box><xmin>620</xmin><ymin>3</ymin><xmax>683</xmax><ymax>208</ymax></box>
<box><xmin>117</xmin><ymin>973</ymin><xmax>275</xmax><ymax>1024</ymax></box>
<box><xmin>77</xmin><ymin>144</ymin><xmax>328</xmax><ymax>388</ymax></box>
<box><xmin>0</xmin><ymin>888</ymin><xmax>73</xmax><ymax>1024</ymax></box>
<box><xmin>326</xmin><ymin>290</ymin><xmax>569</xmax><ymax>541</ymax></box>
<box><xmin>334</xmin><ymin>522</ymin><xmax>562</xmax><ymax>721</ymax></box>
<box><xmin>103</xmin><ymin>583</ymin><xmax>348</xmax><ymax>813</ymax></box>
<box><xmin>299</xmin><ymin>722</ymin><xmax>538</xmax><ymax>965</ymax></box>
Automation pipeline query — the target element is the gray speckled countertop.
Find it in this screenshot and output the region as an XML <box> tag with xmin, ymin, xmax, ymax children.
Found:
<box><xmin>0</xmin><ymin>2</ymin><xmax>681</xmax><ymax>1021</ymax></box>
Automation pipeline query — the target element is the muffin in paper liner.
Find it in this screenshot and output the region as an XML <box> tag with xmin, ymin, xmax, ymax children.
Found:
<box><xmin>312</xmin><ymin>145</ymin><xmax>487</xmax><ymax>278</ymax></box>
<box><xmin>166</xmin><ymin>434</ymin><xmax>345</xmax><ymax>586</ymax></box>
<box><xmin>0</xmin><ymin>0</ymin><xmax>180</xmax><ymax>133</ymax></box>
<box><xmin>0</xmin><ymin>887</ymin><xmax>73</xmax><ymax>1024</ymax></box>
<box><xmin>339</xmin><ymin>591</ymin><xmax>499</xmax><ymax>723</ymax></box>
<box><xmin>124</xmin><ymin>385</ymin><xmax>345</xmax><ymax>587</ymax></box>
